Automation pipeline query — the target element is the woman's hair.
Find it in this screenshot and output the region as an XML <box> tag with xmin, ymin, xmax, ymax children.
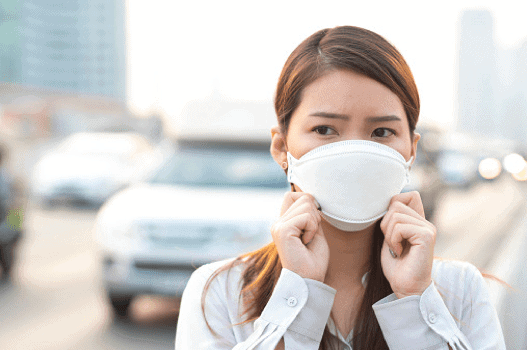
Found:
<box><xmin>276</xmin><ymin>25</ymin><xmax>420</xmax><ymax>137</ymax></box>
<box><xmin>202</xmin><ymin>25</ymin><xmax>421</xmax><ymax>349</ymax></box>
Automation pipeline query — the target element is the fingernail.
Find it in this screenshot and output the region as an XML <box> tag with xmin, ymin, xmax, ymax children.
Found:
<box><xmin>389</xmin><ymin>248</ymin><xmax>397</xmax><ymax>258</ymax></box>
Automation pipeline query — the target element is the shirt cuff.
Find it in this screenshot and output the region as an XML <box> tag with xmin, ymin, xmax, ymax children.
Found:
<box><xmin>372</xmin><ymin>281</ymin><xmax>460</xmax><ymax>350</ymax></box>
<box><xmin>289</xmin><ymin>277</ymin><xmax>336</xmax><ymax>341</ymax></box>
<box><xmin>260</xmin><ymin>268</ymin><xmax>336</xmax><ymax>342</ymax></box>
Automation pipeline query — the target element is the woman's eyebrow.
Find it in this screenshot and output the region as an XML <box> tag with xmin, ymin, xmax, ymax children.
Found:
<box><xmin>308</xmin><ymin>112</ymin><xmax>349</xmax><ymax>120</ymax></box>
<box><xmin>308</xmin><ymin>113</ymin><xmax>402</xmax><ymax>123</ymax></box>
<box><xmin>366</xmin><ymin>115</ymin><xmax>402</xmax><ymax>123</ymax></box>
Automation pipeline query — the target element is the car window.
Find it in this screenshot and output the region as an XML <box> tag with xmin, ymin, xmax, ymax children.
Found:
<box><xmin>148</xmin><ymin>149</ymin><xmax>289</xmax><ymax>189</ymax></box>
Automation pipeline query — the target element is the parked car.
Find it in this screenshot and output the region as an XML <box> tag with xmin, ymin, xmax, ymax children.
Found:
<box><xmin>402</xmin><ymin>128</ymin><xmax>447</xmax><ymax>222</ymax></box>
<box><xmin>0</xmin><ymin>145</ymin><xmax>23</xmax><ymax>280</ymax></box>
<box><xmin>0</xmin><ymin>207</ymin><xmax>23</xmax><ymax>280</ymax></box>
<box><xmin>403</xmin><ymin>153</ymin><xmax>445</xmax><ymax>221</ymax></box>
<box><xmin>94</xmin><ymin>139</ymin><xmax>288</xmax><ymax>317</ymax></box>
<box><xmin>30</xmin><ymin>132</ymin><xmax>160</xmax><ymax>208</ymax></box>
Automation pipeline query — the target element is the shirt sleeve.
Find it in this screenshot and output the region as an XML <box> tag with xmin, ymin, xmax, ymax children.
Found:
<box><xmin>175</xmin><ymin>266</ymin><xmax>336</xmax><ymax>350</ymax></box>
<box><xmin>372</xmin><ymin>264</ymin><xmax>506</xmax><ymax>350</ymax></box>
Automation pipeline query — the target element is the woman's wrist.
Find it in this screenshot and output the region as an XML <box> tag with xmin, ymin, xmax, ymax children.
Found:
<box><xmin>393</xmin><ymin>280</ymin><xmax>432</xmax><ymax>299</ymax></box>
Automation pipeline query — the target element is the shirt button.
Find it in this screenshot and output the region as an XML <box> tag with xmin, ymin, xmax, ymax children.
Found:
<box><xmin>287</xmin><ymin>297</ymin><xmax>298</xmax><ymax>307</ymax></box>
<box><xmin>428</xmin><ymin>313</ymin><xmax>437</xmax><ymax>324</ymax></box>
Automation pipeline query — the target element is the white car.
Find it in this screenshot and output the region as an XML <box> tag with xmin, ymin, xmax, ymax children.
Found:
<box><xmin>31</xmin><ymin>132</ymin><xmax>161</xmax><ymax>208</ymax></box>
<box><xmin>94</xmin><ymin>140</ymin><xmax>288</xmax><ymax>317</ymax></box>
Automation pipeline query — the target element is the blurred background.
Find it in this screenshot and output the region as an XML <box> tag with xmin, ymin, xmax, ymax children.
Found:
<box><xmin>0</xmin><ymin>0</ymin><xmax>526</xmax><ymax>349</ymax></box>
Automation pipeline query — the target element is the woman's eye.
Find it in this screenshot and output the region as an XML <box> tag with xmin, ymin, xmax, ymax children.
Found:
<box><xmin>313</xmin><ymin>126</ymin><xmax>336</xmax><ymax>135</ymax></box>
<box><xmin>372</xmin><ymin>128</ymin><xmax>395</xmax><ymax>138</ymax></box>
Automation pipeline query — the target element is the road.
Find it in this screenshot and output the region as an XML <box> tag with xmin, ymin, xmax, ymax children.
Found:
<box><xmin>0</xmin><ymin>206</ymin><xmax>178</xmax><ymax>350</ymax></box>
<box><xmin>0</xmin><ymin>177</ymin><xmax>524</xmax><ymax>350</ymax></box>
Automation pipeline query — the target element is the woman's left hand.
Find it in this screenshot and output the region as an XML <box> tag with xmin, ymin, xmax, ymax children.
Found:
<box><xmin>380</xmin><ymin>191</ymin><xmax>436</xmax><ymax>299</ymax></box>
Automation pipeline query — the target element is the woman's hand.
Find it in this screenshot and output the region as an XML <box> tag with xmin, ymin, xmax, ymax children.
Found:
<box><xmin>380</xmin><ymin>191</ymin><xmax>436</xmax><ymax>299</ymax></box>
<box><xmin>271</xmin><ymin>192</ymin><xmax>329</xmax><ymax>282</ymax></box>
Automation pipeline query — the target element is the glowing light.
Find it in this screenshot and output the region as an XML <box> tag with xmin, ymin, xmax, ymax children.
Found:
<box><xmin>478</xmin><ymin>158</ymin><xmax>502</xmax><ymax>180</ymax></box>
<box><xmin>503</xmin><ymin>153</ymin><xmax>526</xmax><ymax>174</ymax></box>
<box><xmin>512</xmin><ymin>165</ymin><xmax>527</xmax><ymax>181</ymax></box>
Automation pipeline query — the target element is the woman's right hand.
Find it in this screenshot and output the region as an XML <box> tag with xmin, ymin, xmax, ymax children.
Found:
<box><xmin>271</xmin><ymin>192</ymin><xmax>329</xmax><ymax>282</ymax></box>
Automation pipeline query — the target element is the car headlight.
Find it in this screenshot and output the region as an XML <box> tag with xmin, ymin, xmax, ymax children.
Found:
<box><xmin>512</xmin><ymin>165</ymin><xmax>527</xmax><ymax>181</ymax></box>
<box><xmin>503</xmin><ymin>153</ymin><xmax>526</xmax><ymax>174</ymax></box>
<box><xmin>478</xmin><ymin>158</ymin><xmax>501</xmax><ymax>180</ymax></box>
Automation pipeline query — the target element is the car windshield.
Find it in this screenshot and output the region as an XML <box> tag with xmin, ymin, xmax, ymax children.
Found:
<box><xmin>148</xmin><ymin>148</ymin><xmax>289</xmax><ymax>189</ymax></box>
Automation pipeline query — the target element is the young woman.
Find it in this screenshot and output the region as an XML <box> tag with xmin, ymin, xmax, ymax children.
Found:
<box><xmin>175</xmin><ymin>26</ymin><xmax>505</xmax><ymax>350</ymax></box>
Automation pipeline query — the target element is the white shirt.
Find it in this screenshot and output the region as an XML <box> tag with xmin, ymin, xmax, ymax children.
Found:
<box><xmin>175</xmin><ymin>258</ymin><xmax>506</xmax><ymax>349</ymax></box>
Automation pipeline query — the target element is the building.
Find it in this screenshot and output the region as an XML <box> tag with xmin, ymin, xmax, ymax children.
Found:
<box><xmin>19</xmin><ymin>0</ymin><xmax>126</xmax><ymax>100</ymax></box>
<box><xmin>456</xmin><ymin>10</ymin><xmax>499</xmax><ymax>139</ymax></box>
<box><xmin>0</xmin><ymin>0</ymin><xmax>22</xmax><ymax>83</ymax></box>
<box><xmin>504</xmin><ymin>40</ymin><xmax>527</xmax><ymax>142</ymax></box>
<box><xmin>457</xmin><ymin>9</ymin><xmax>527</xmax><ymax>142</ymax></box>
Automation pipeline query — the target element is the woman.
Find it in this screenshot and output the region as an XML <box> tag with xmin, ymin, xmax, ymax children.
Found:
<box><xmin>175</xmin><ymin>26</ymin><xmax>505</xmax><ymax>349</ymax></box>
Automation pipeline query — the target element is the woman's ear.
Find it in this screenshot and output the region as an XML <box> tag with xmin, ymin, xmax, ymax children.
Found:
<box><xmin>410</xmin><ymin>132</ymin><xmax>421</xmax><ymax>165</ymax></box>
<box><xmin>270</xmin><ymin>125</ymin><xmax>288</xmax><ymax>169</ymax></box>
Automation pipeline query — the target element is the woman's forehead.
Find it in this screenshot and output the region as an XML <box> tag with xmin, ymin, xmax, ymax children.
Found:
<box><xmin>293</xmin><ymin>70</ymin><xmax>407</xmax><ymax>123</ymax></box>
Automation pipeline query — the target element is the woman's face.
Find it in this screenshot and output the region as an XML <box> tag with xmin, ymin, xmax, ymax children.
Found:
<box><xmin>274</xmin><ymin>69</ymin><xmax>419</xmax><ymax>164</ymax></box>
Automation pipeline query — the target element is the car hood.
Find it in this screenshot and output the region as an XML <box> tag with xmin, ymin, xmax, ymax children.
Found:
<box><xmin>98</xmin><ymin>183</ymin><xmax>288</xmax><ymax>224</ymax></box>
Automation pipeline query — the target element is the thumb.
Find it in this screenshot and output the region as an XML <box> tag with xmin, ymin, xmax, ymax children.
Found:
<box><xmin>305</xmin><ymin>224</ymin><xmax>325</xmax><ymax>248</ymax></box>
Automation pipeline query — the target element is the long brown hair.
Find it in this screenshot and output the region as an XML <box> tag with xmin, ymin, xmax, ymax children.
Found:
<box><xmin>202</xmin><ymin>26</ymin><xmax>421</xmax><ymax>349</ymax></box>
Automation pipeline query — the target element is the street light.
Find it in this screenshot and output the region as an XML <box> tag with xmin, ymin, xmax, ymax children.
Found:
<box><xmin>503</xmin><ymin>153</ymin><xmax>526</xmax><ymax>174</ymax></box>
<box><xmin>478</xmin><ymin>158</ymin><xmax>501</xmax><ymax>180</ymax></box>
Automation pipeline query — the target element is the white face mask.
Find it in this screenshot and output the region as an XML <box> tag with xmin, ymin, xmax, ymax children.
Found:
<box><xmin>287</xmin><ymin>140</ymin><xmax>413</xmax><ymax>232</ymax></box>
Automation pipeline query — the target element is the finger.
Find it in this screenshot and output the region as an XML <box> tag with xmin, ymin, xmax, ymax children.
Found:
<box><xmin>305</xmin><ymin>225</ymin><xmax>325</xmax><ymax>250</ymax></box>
<box><xmin>381</xmin><ymin>200</ymin><xmax>428</xmax><ymax>233</ymax></box>
<box><xmin>385</xmin><ymin>212</ymin><xmax>430</xmax><ymax>240</ymax></box>
<box><xmin>280</xmin><ymin>192</ymin><xmax>319</xmax><ymax>216</ymax></box>
<box><xmin>382</xmin><ymin>212</ymin><xmax>428</xmax><ymax>255</ymax></box>
<box><xmin>281</xmin><ymin>194</ymin><xmax>320</xmax><ymax>218</ymax></box>
<box><xmin>271</xmin><ymin>212</ymin><xmax>316</xmax><ymax>243</ymax></box>
<box><xmin>390</xmin><ymin>223</ymin><xmax>435</xmax><ymax>257</ymax></box>
<box><xmin>280</xmin><ymin>192</ymin><xmax>307</xmax><ymax>216</ymax></box>
<box><xmin>389</xmin><ymin>191</ymin><xmax>425</xmax><ymax>218</ymax></box>
<box><xmin>281</xmin><ymin>202</ymin><xmax>321</xmax><ymax>224</ymax></box>
<box><xmin>283</xmin><ymin>212</ymin><xmax>319</xmax><ymax>245</ymax></box>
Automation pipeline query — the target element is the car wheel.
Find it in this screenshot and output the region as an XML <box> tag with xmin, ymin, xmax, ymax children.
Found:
<box><xmin>0</xmin><ymin>242</ymin><xmax>15</xmax><ymax>279</ymax></box>
<box><xmin>109</xmin><ymin>294</ymin><xmax>134</xmax><ymax>318</ymax></box>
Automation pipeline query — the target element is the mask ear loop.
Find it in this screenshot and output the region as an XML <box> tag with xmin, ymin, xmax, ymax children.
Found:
<box><xmin>285</xmin><ymin>153</ymin><xmax>296</xmax><ymax>192</ymax></box>
<box><xmin>407</xmin><ymin>156</ymin><xmax>414</xmax><ymax>169</ymax></box>
<box><xmin>285</xmin><ymin>160</ymin><xmax>296</xmax><ymax>192</ymax></box>
<box><xmin>405</xmin><ymin>156</ymin><xmax>414</xmax><ymax>185</ymax></box>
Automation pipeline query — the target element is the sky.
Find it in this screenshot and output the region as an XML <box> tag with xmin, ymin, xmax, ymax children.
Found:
<box><xmin>125</xmin><ymin>0</ymin><xmax>527</xmax><ymax>135</ymax></box>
